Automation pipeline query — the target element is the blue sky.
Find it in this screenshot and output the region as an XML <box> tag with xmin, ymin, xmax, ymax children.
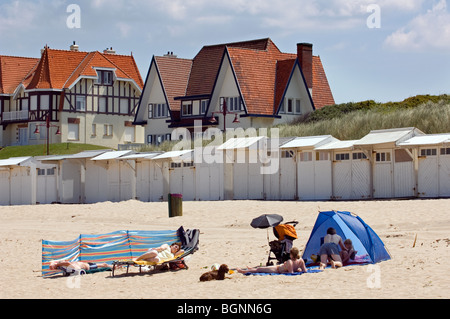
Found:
<box><xmin>1</xmin><ymin>0</ymin><xmax>449</xmax><ymax>104</ymax></box>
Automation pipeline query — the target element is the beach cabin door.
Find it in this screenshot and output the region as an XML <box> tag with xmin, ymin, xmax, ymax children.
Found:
<box><xmin>351</xmin><ymin>152</ymin><xmax>371</xmax><ymax>199</ymax></box>
<box><xmin>332</xmin><ymin>152</ymin><xmax>352</xmax><ymax>200</ymax></box>
<box><xmin>373</xmin><ymin>150</ymin><xmax>393</xmax><ymax>198</ymax></box>
<box><xmin>418</xmin><ymin>147</ymin><xmax>439</xmax><ymax>197</ymax></box>
<box><xmin>136</xmin><ymin>161</ymin><xmax>151</xmax><ymax>202</ymax></box>
<box><xmin>393</xmin><ymin>149</ymin><xmax>415</xmax><ymax>198</ymax></box>
<box><xmin>279</xmin><ymin>150</ymin><xmax>296</xmax><ymax>200</ymax></box>
<box><xmin>36</xmin><ymin>167</ymin><xmax>57</xmax><ymax>204</ymax></box>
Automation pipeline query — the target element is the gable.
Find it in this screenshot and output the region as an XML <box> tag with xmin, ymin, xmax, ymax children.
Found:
<box><xmin>0</xmin><ymin>56</ymin><xmax>39</xmax><ymax>95</ymax></box>
<box><xmin>26</xmin><ymin>47</ymin><xmax>143</xmax><ymax>92</ymax></box>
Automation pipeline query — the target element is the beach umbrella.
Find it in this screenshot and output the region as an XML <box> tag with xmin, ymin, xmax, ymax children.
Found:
<box><xmin>250</xmin><ymin>214</ymin><xmax>283</xmax><ymax>229</ymax></box>
<box><xmin>251</xmin><ymin>214</ymin><xmax>283</xmax><ymax>243</ymax></box>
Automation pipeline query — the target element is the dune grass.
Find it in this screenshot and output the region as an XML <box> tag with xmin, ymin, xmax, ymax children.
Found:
<box><xmin>276</xmin><ymin>95</ymin><xmax>450</xmax><ymax>140</ymax></box>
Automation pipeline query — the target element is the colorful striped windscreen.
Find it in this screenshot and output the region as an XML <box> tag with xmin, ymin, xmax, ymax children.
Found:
<box><xmin>42</xmin><ymin>229</ymin><xmax>180</xmax><ymax>277</ymax></box>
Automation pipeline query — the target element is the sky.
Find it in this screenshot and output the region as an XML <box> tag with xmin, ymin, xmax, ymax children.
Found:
<box><xmin>0</xmin><ymin>0</ymin><xmax>449</xmax><ymax>104</ymax></box>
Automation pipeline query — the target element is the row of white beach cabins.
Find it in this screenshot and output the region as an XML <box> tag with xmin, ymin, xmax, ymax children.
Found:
<box><xmin>0</xmin><ymin>127</ymin><xmax>449</xmax><ymax>206</ymax></box>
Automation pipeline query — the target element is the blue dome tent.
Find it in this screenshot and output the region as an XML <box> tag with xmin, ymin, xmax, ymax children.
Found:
<box><xmin>302</xmin><ymin>211</ymin><xmax>391</xmax><ymax>265</ymax></box>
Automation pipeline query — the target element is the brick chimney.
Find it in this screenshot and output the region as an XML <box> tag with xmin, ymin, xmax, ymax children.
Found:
<box><xmin>297</xmin><ymin>43</ymin><xmax>313</xmax><ymax>91</ymax></box>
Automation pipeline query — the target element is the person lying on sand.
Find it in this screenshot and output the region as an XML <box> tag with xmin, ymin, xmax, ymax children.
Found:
<box><xmin>237</xmin><ymin>247</ymin><xmax>307</xmax><ymax>274</ymax></box>
<box><xmin>49</xmin><ymin>260</ymin><xmax>111</xmax><ymax>271</ymax></box>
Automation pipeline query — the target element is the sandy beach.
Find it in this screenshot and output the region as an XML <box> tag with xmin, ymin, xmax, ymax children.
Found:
<box><xmin>0</xmin><ymin>198</ymin><xmax>449</xmax><ymax>299</ymax></box>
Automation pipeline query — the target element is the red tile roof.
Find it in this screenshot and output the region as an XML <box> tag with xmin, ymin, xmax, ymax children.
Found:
<box><xmin>26</xmin><ymin>47</ymin><xmax>143</xmax><ymax>91</ymax></box>
<box><xmin>0</xmin><ymin>56</ymin><xmax>39</xmax><ymax>94</ymax></box>
<box><xmin>154</xmin><ymin>56</ymin><xmax>192</xmax><ymax>111</ymax></box>
<box><xmin>154</xmin><ymin>38</ymin><xmax>334</xmax><ymax>118</ymax></box>
<box><xmin>150</xmin><ymin>38</ymin><xmax>334</xmax><ymax>123</ymax></box>
<box><xmin>186</xmin><ymin>38</ymin><xmax>275</xmax><ymax>98</ymax></box>
<box><xmin>312</xmin><ymin>56</ymin><xmax>335</xmax><ymax>108</ymax></box>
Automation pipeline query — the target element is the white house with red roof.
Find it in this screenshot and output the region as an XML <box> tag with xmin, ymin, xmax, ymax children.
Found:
<box><xmin>0</xmin><ymin>43</ymin><xmax>144</xmax><ymax>149</ymax></box>
<box><xmin>134</xmin><ymin>38</ymin><xmax>335</xmax><ymax>145</ymax></box>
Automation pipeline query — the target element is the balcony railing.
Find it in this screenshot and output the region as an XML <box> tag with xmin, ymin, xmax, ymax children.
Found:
<box><xmin>1</xmin><ymin>110</ymin><xmax>29</xmax><ymax>122</ymax></box>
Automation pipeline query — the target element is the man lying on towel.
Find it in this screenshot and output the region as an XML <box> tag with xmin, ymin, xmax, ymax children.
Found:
<box><xmin>50</xmin><ymin>260</ymin><xmax>112</xmax><ymax>272</ymax></box>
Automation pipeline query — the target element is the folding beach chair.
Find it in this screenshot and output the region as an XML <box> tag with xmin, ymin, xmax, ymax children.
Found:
<box><xmin>111</xmin><ymin>227</ymin><xmax>200</xmax><ymax>277</ymax></box>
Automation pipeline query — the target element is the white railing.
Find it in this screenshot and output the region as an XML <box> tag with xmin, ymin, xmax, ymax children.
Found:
<box><xmin>1</xmin><ymin>110</ymin><xmax>29</xmax><ymax>121</ymax></box>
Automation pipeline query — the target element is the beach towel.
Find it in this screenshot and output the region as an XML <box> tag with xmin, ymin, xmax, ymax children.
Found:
<box><xmin>243</xmin><ymin>269</ymin><xmax>322</xmax><ymax>276</ymax></box>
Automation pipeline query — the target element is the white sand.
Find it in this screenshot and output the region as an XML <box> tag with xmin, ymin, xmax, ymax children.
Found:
<box><xmin>0</xmin><ymin>199</ymin><xmax>449</xmax><ymax>299</ymax></box>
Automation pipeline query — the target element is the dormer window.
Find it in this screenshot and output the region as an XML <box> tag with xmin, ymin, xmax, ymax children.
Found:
<box><xmin>95</xmin><ymin>70</ymin><xmax>114</xmax><ymax>86</ymax></box>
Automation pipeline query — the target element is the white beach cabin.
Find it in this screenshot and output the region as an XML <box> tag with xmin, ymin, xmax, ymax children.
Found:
<box><xmin>151</xmin><ymin>150</ymin><xmax>195</xmax><ymax>201</ymax></box>
<box><xmin>118</xmin><ymin>152</ymin><xmax>162</xmax><ymax>202</ymax></box>
<box><xmin>315</xmin><ymin>140</ymin><xmax>371</xmax><ymax>200</ymax></box>
<box><xmin>353</xmin><ymin>127</ymin><xmax>424</xmax><ymax>199</ymax></box>
<box><xmin>0</xmin><ymin>157</ymin><xmax>36</xmax><ymax>205</ymax></box>
<box><xmin>87</xmin><ymin>150</ymin><xmax>134</xmax><ymax>203</ymax></box>
<box><xmin>280</xmin><ymin>135</ymin><xmax>338</xmax><ymax>200</ymax></box>
<box><xmin>398</xmin><ymin>133</ymin><xmax>450</xmax><ymax>198</ymax></box>
<box><xmin>41</xmin><ymin>150</ymin><xmax>110</xmax><ymax>204</ymax></box>
<box><xmin>217</xmin><ymin>136</ymin><xmax>266</xmax><ymax>200</ymax></box>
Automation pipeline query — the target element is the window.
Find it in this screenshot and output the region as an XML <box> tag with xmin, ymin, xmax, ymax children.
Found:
<box><xmin>353</xmin><ymin>152</ymin><xmax>367</xmax><ymax>160</ymax></box>
<box><xmin>376</xmin><ymin>152</ymin><xmax>391</xmax><ymax>162</ymax></box>
<box><xmin>224</xmin><ymin>97</ymin><xmax>242</xmax><ymax>112</ymax></box>
<box><xmin>30</xmin><ymin>95</ymin><xmax>38</xmax><ymax>111</ymax></box>
<box><xmin>37</xmin><ymin>169</ymin><xmax>45</xmax><ymax>176</ymax></box>
<box><xmin>119</xmin><ymin>99</ymin><xmax>128</xmax><ymax>114</ymax></box>
<box><xmin>171</xmin><ymin>162</ymin><xmax>182</xmax><ymax>168</ymax></box>
<box><xmin>147</xmin><ymin>135</ymin><xmax>153</xmax><ymax>144</ymax></box>
<box><xmin>287</xmin><ymin>99</ymin><xmax>293</xmax><ymax>113</ymax></box>
<box><xmin>299</xmin><ymin>152</ymin><xmax>312</xmax><ymax>162</ymax></box>
<box><xmin>99</xmin><ymin>97</ymin><xmax>107</xmax><ymax>113</ymax></box>
<box><xmin>420</xmin><ymin>148</ymin><xmax>437</xmax><ymax>156</ymax></box>
<box><xmin>281</xmin><ymin>150</ymin><xmax>295</xmax><ymax>158</ymax></box>
<box><xmin>183</xmin><ymin>162</ymin><xmax>194</xmax><ymax>167</ymax></box>
<box><xmin>201</xmin><ymin>100</ymin><xmax>209</xmax><ymax>114</ymax></box>
<box><xmin>152</xmin><ymin>103</ymin><xmax>168</xmax><ymax>118</ymax></box>
<box><xmin>316</xmin><ymin>151</ymin><xmax>329</xmax><ymax>161</ymax></box>
<box><xmin>40</xmin><ymin>95</ymin><xmax>50</xmax><ymax>110</ymax></box>
<box><xmin>96</xmin><ymin>70</ymin><xmax>113</xmax><ymax>85</ymax></box>
<box><xmin>47</xmin><ymin>168</ymin><xmax>55</xmax><ymax>175</ymax></box>
<box><xmin>182</xmin><ymin>102</ymin><xmax>192</xmax><ymax>116</ymax></box>
<box><xmin>148</xmin><ymin>104</ymin><xmax>153</xmax><ymax>119</ymax></box>
<box><xmin>67</xmin><ymin>123</ymin><xmax>79</xmax><ymax>141</ymax></box>
<box><xmin>441</xmin><ymin>148</ymin><xmax>450</xmax><ymax>155</ymax></box>
<box><xmin>104</xmin><ymin>124</ymin><xmax>113</xmax><ymax>137</ymax></box>
<box><xmin>76</xmin><ymin>96</ymin><xmax>86</xmax><ymax>111</ymax></box>
<box><xmin>335</xmin><ymin>153</ymin><xmax>350</xmax><ymax>161</ymax></box>
<box><xmin>22</xmin><ymin>99</ymin><xmax>28</xmax><ymax>111</ymax></box>
<box><xmin>91</xmin><ymin>124</ymin><xmax>96</xmax><ymax>137</ymax></box>
<box><xmin>295</xmin><ymin>99</ymin><xmax>301</xmax><ymax>114</ymax></box>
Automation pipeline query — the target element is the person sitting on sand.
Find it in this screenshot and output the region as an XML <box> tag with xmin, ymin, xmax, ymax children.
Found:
<box><xmin>340</xmin><ymin>238</ymin><xmax>356</xmax><ymax>265</ymax></box>
<box><xmin>133</xmin><ymin>242</ymin><xmax>184</xmax><ymax>263</ymax></box>
<box><xmin>49</xmin><ymin>260</ymin><xmax>111</xmax><ymax>271</ymax></box>
<box><xmin>318</xmin><ymin>227</ymin><xmax>347</xmax><ymax>270</ymax></box>
<box><xmin>237</xmin><ymin>247</ymin><xmax>307</xmax><ymax>274</ymax></box>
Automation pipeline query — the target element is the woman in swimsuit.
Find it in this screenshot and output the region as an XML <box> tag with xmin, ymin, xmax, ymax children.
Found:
<box><xmin>237</xmin><ymin>247</ymin><xmax>307</xmax><ymax>274</ymax></box>
<box><xmin>133</xmin><ymin>242</ymin><xmax>184</xmax><ymax>263</ymax></box>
